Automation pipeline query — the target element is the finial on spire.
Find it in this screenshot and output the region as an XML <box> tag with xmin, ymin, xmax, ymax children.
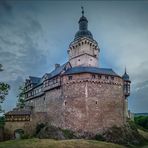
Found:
<box><xmin>125</xmin><ymin>66</ymin><xmax>127</xmax><ymax>74</ymax></box>
<box><xmin>81</xmin><ymin>6</ymin><xmax>84</xmax><ymax>16</ymax></box>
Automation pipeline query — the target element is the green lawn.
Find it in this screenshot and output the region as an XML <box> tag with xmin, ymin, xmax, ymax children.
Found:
<box><xmin>0</xmin><ymin>129</ymin><xmax>148</xmax><ymax>148</ymax></box>
<box><xmin>138</xmin><ymin>129</ymin><xmax>148</xmax><ymax>141</ymax></box>
<box><xmin>0</xmin><ymin>139</ymin><xmax>126</xmax><ymax>148</ymax></box>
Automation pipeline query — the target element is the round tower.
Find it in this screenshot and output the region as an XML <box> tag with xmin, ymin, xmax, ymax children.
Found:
<box><xmin>68</xmin><ymin>7</ymin><xmax>100</xmax><ymax>67</ymax></box>
<box><xmin>122</xmin><ymin>68</ymin><xmax>131</xmax><ymax>119</ymax></box>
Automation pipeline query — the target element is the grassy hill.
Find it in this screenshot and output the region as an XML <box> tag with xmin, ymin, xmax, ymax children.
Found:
<box><xmin>0</xmin><ymin>139</ymin><xmax>126</xmax><ymax>148</ymax></box>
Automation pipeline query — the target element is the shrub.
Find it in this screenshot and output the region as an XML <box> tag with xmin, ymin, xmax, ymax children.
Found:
<box><xmin>61</xmin><ymin>129</ymin><xmax>76</xmax><ymax>139</ymax></box>
<box><xmin>134</xmin><ymin>116</ymin><xmax>148</xmax><ymax>130</ymax></box>
<box><xmin>21</xmin><ymin>134</ymin><xmax>32</xmax><ymax>139</ymax></box>
<box><xmin>95</xmin><ymin>134</ymin><xmax>105</xmax><ymax>141</ymax></box>
<box><xmin>0</xmin><ymin>116</ymin><xmax>5</xmax><ymax>128</ymax></box>
<box><xmin>102</xmin><ymin>124</ymin><xmax>145</xmax><ymax>146</ymax></box>
<box><xmin>35</xmin><ymin>123</ymin><xmax>45</xmax><ymax>135</ymax></box>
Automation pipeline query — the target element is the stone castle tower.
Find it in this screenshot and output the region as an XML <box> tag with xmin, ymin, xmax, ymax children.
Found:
<box><xmin>5</xmin><ymin>8</ymin><xmax>131</xmax><ymax>137</ymax></box>
<box><xmin>68</xmin><ymin>8</ymin><xmax>99</xmax><ymax>67</ymax></box>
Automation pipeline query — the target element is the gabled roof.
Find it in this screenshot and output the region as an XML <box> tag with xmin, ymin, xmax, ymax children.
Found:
<box><xmin>44</xmin><ymin>62</ymin><xmax>71</xmax><ymax>80</ymax></box>
<box><xmin>64</xmin><ymin>66</ymin><xmax>119</xmax><ymax>77</ymax></box>
<box><xmin>29</xmin><ymin>76</ymin><xmax>41</xmax><ymax>84</ymax></box>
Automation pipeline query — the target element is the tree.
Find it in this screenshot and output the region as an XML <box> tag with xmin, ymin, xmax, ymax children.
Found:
<box><xmin>17</xmin><ymin>85</ymin><xmax>25</xmax><ymax>108</ymax></box>
<box><xmin>0</xmin><ymin>64</ymin><xmax>3</xmax><ymax>71</ymax></box>
<box><xmin>0</xmin><ymin>64</ymin><xmax>10</xmax><ymax>112</ymax></box>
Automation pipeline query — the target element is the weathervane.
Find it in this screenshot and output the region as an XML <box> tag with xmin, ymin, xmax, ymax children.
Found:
<box><xmin>81</xmin><ymin>6</ymin><xmax>84</xmax><ymax>16</ymax></box>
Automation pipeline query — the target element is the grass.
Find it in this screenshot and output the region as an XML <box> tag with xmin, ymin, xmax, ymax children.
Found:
<box><xmin>137</xmin><ymin>129</ymin><xmax>148</xmax><ymax>148</ymax></box>
<box><xmin>0</xmin><ymin>138</ymin><xmax>126</xmax><ymax>148</ymax></box>
<box><xmin>138</xmin><ymin>129</ymin><xmax>148</xmax><ymax>141</ymax></box>
<box><xmin>0</xmin><ymin>128</ymin><xmax>148</xmax><ymax>148</ymax></box>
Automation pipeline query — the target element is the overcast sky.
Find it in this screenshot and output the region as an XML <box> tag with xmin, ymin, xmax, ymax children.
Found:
<box><xmin>0</xmin><ymin>0</ymin><xmax>148</xmax><ymax>113</ymax></box>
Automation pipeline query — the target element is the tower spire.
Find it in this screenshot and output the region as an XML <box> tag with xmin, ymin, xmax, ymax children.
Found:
<box><xmin>81</xmin><ymin>6</ymin><xmax>84</xmax><ymax>16</ymax></box>
<box><xmin>125</xmin><ymin>66</ymin><xmax>127</xmax><ymax>74</ymax></box>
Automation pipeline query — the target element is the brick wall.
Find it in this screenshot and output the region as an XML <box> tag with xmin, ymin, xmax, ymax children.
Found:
<box><xmin>7</xmin><ymin>72</ymin><xmax>125</xmax><ymax>136</ymax></box>
<box><xmin>4</xmin><ymin>112</ymin><xmax>47</xmax><ymax>138</ymax></box>
<box><xmin>0</xmin><ymin>127</ymin><xmax>4</xmax><ymax>141</ymax></box>
<box><xmin>61</xmin><ymin>73</ymin><xmax>125</xmax><ymax>134</ymax></box>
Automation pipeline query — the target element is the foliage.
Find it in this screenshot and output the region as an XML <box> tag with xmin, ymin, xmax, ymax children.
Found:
<box><xmin>61</xmin><ymin>129</ymin><xmax>76</xmax><ymax>139</ymax></box>
<box><xmin>134</xmin><ymin>116</ymin><xmax>148</xmax><ymax>130</ymax></box>
<box><xmin>0</xmin><ymin>64</ymin><xmax>3</xmax><ymax>71</ymax></box>
<box><xmin>95</xmin><ymin>134</ymin><xmax>105</xmax><ymax>141</ymax></box>
<box><xmin>21</xmin><ymin>134</ymin><xmax>33</xmax><ymax>139</ymax></box>
<box><xmin>35</xmin><ymin>123</ymin><xmax>45</xmax><ymax>135</ymax></box>
<box><xmin>0</xmin><ymin>64</ymin><xmax>10</xmax><ymax>112</ymax></box>
<box><xmin>0</xmin><ymin>116</ymin><xmax>5</xmax><ymax>128</ymax></box>
<box><xmin>17</xmin><ymin>85</ymin><xmax>25</xmax><ymax>108</ymax></box>
<box><xmin>102</xmin><ymin>124</ymin><xmax>145</xmax><ymax>146</ymax></box>
<box><xmin>0</xmin><ymin>83</ymin><xmax>10</xmax><ymax>105</ymax></box>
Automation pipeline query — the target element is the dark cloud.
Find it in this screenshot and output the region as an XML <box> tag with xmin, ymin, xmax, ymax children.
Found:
<box><xmin>0</xmin><ymin>0</ymin><xmax>13</xmax><ymax>13</ymax></box>
<box><xmin>0</xmin><ymin>1</ymin><xmax>148</xmax><ymax>113</ymax></box>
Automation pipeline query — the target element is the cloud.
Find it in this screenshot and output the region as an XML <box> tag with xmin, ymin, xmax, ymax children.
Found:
<box><xmin>0</xmin><ymin>1</ymin><xmax>148</xmax><ymax>113</ymax></box>
<box><xmin>0</xmin><ymin>0</ymin><xmax>13</xmax><ymax>13</ymax></box>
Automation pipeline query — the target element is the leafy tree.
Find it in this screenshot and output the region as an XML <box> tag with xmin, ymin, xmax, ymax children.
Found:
<box><xmin>0</xmin><ymin>64</ymin><xmax>10</xmax><ymax>112</ymax></box>
<box><xmin>0</xmin><ymin>116</ymin><xmax>5</xmax><ymax>128</ymax></box>
<box><xmin>0</xmin><ymin>64</ymin><xmax>3</xmax><ymax>71</ymax></box>
<box><xmin>134</xmin><ymin>116</ymin><xmax>148</xmax><ymax>130</ymax></box>
<box><xmin>17</xmin><ymin>85</ymin><xmax>25</xmax><ymax>108</ymax></box>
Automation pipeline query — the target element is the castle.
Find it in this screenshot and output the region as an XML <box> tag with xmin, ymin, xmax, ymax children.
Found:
<box><xmin>5</xmin><ymin>8</ymin><xmax>131</xmax><ymax>137</ymax></box>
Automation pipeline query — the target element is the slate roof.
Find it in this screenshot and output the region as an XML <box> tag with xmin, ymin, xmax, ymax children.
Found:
<box><xmin>29</xmin><ymin>76</ymin><xmax>41</xmax><ymax>84</ymax></box>
<box><xmin>64</xmin><ymin>66</ymin><xmax>119</xmax><ymax>77</ymax></box>
<box><xmin>5</xmin><ymin>109</ymin><xmax>31</xmax><ymax>115</ymax></box>
<box><xmin>122</xmin><ymin>72</ymin><xmax>130</xmax><ymax>81</ymax></box>
<box><xmin>45</xmin><ymin>62</ymin><xmax>69</xmax><ymax>79</ymax></box>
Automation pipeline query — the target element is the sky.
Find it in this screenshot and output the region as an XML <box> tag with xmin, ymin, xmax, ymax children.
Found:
<box><xmin>0</xmin><ymin>0</ymin><xmax>148</xmax><ymax>113</ymax></box>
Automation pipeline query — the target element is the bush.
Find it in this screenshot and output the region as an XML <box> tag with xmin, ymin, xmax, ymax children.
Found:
<box><xmin>0</xmin><ymin>116</ymin><xmax>5</xmax><ymax>128</ymax></box>
<box><xmin>95</xmin><ymin>134</ymin><xmax>105</xmax><ymax>141</ymax></box>
<box><xmin>35</xmin><ymin>123</ymin><xmax>45</xmax><ymax>135</ymax></box>
<box><xmin>21</xmin><ymin>134</ymin><xmax>32</xmax><ymax>139</ymax></box>
<box><xmin>102</xmin><ymin>124</ymin><xmax>145</xmax><ymax>146</ymax></box>
<box><xmin>134</xmin><ymin>116</ymin><xmax>148</xmax><ymax>130</ymax></box>
<box><xmin>61</xmin><ymin>129</ymin><xmax>76</xmax><ymax>139</ymax></box>
<box><xmin>37</xmin><ymin>124</ymin><xmax>65</xmax><ymax>140</ymax></box>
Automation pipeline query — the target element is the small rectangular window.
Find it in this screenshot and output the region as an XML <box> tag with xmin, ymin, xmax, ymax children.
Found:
<box><xmin>105</xmin><ymin>76</ymin><xmax>109</xmax><ymax>79</ymax></box>
<box><xmin>98</xmin><ymin>75</ymin><xmax>101</xmax><ymax>79</ymax></box>
<box><xmin>111</xmin><ymin>76</ymin><xmax>114</xmax><ymax>80</ymax></box>
<box><xmin>68</xmin><ymin>76</ymin><xmax>72</xmax><ymax>80</ymax></box>
<box><xmin>92</xmin><ymin>74</ymin><xmax>96</xmax><ymax>79</ymax></box>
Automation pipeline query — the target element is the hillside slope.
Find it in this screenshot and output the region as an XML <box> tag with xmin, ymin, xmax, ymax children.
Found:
<box><xmin>0</xmin><ymin>139</ymin><xmax>126</xmax><ymax>148</ymax></box>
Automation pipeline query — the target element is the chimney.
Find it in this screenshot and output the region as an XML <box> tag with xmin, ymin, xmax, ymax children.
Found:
<box><xmin>55</xmin><ymin>64</ymin><xmax>60</xmax><ymax>69</ymax></box>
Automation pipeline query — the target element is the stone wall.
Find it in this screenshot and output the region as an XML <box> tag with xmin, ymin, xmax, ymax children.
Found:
<box><xmin>61</xmin><ymin>73</ymin><xmax>125</xmax><ymax>134</ymax></box>
<box><xmin>0</xmin><ymin>127</ymin><xmax>4</xmax><ymax>141</ymax></box>
<box><xmin>45</xmin><ymin>88</ymin><xmax>63</xmax><ymax>127</ymax></box>
<box><xmin>4</xmin><ymin>112</ymin><xmax>47</xmax><ymax>138</ymax></box>
<box><xmin>12</xmin><ymin>72</ymin><xmax>125</xmax><ymax>135</ymax></box>
<box><xmin>69</xmin><ymin>54</ymin><xmax>98</xmax><ymax>67</ymax></box>
<box><xmin>24</xmin><ymin>87</ymin><xmax>63</xmax><ymax>128</ymax></box>
<box><xmin>68</xmin><ymin>37</ymin><xmax>99</xmax><ymax>67</ymax></box>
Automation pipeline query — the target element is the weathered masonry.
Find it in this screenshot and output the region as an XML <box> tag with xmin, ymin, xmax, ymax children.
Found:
<box><xmin>5</xmin><ymin>8</ymin><xmax>131</xmax><ymax>136</ymax></box>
